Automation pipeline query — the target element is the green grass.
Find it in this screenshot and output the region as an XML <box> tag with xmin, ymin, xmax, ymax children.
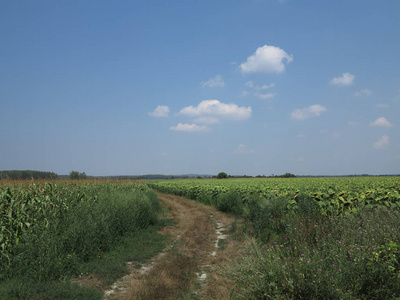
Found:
<box><xmin>80</xmin><ymin>224</ymin><xmax>168</xmax><ymax>285</ymax></box>
<box><xmin>0</xmin><ymin>280</ymin><xmax>102</xmax><ymax>300</ymax></box>
<box><xmin>0</xmin><ymin>181</ymin><xmax>170</xmax><ymax>299</ymax></box>
<box><xmin>229</xmin><ymin>204</ymin><xmax>400</xmax><ymax>299</ymax></box>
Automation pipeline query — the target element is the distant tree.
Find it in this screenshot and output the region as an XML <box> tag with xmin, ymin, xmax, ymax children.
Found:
<box><xmin>69</xmin><ymin>171</ymin><xmax>80</xmax><ymax>180</ymax></box>
<box><xmin>217</xmin><ymin>172</ymin><xmax>228</xmax><ymax>179</ymax></box>
<box><xmin>0</xmin><ymin>170</ymin><xmax>58</xmax><ymax>180</ymax></box>
<box><xmin>197</xmin><ymin>176</ymin><xmax>202</xmax><ymax>179</ymax></box>
<box><xmin>270</xmin><ymin>172</ymin><xmax>296</xmax><ymax>178</ymax></box>
<box><xmin>282</xmin><ymin>172</ymin><xmax>296</xmax><ymax>178</ymax></box>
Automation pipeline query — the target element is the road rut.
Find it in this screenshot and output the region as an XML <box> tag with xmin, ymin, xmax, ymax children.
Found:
<box><xmin>104</xmin><ymin>193</ymin><xmax>242</xmax><ymax>300</ymax></box>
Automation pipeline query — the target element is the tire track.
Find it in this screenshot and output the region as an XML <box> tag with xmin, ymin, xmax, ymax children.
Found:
<box><xmin>104</xmin><ymin>193</ymin><xmax>238</xmax><ymax>299</ymax></box>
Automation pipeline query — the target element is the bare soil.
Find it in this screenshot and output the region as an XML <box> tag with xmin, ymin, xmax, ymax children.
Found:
<box><xmin>102</xmin><ymin>192</ymin><xmax>246</xmax><ymax>300</ymax></box>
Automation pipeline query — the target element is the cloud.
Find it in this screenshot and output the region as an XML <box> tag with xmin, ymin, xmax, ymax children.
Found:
<box><xmin>170</xmin><ymin>123</ymin><xmax>208</xmax><ymax>132</ymax></box>
<box><xmin>290</xmin><ymin>104</ymin><xmax>327</xmax><ymax>121</ymax></box>
<box><xmin>330</xmin><ymin>72</ymin><xmax>355</xmax><ymax>86</ymax></box>
<box><xmin>149</xmin><ymin>105</ymin><xmax>170</xmax><ymax>117</ymax></box>
<box><xmin>240</xmin><ymin>45</ymin><xmax>293</xmax><ymax>73</ymax></box>
<box><xmin>201</xmin><ymin>75</ymin><xmax>225</xmax><ymax>88</ymax></box>
<box><xmin>240</xmin><ymin>90</ymin><xmax>251</xmax><ymax>97</ymax></box>
<box><xmin>245</xmin><ymin>81</ymin><xmax>275</xmax><ymax>90</ymax></box>
<box><xmin>354</xmin><ymin>89</ymin><xmax>372</xmax><ymax>96</ymax></box>
<box><xmin>234</xmin><ymin>144</ymin><xmax>255</xmax><ymax>154</ymax></box>
<box><xmin>373</xmin><ymin>135</ymin><xmax>390</xmax><ymax>149</ymax></box>
<box><xmin>194</xmin><ymin>116</ymin><xmax>220</xmax><ymax>124</ymax></box>
<box><xmin>370</xmin><ymin>117</ymin><xmax>392</xmax><ymax>127</ymax></box>
<box><xmin>254</xmin><ymin>92</ymin><xmax>275</xmax><ymax>100</ymax></box>
<box><xmin>179</xmin><ymin>100</ymin><xmax>251</xmax><ymax>122</ymax></box>
<box><xmin>243</xmin><ymin>81</ymin><xmax>276</xmax><ymax>99</ymax></box>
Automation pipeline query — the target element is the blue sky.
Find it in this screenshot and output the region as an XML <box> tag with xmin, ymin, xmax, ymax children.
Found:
<box><xmin>1</xmin><ymin>0</ymin><xmax>399</xmax><ymax>176</ymax></box>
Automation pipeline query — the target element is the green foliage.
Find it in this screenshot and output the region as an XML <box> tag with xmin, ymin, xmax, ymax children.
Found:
<box><xmin>245</xmin><ymin>195</ymin><xmax>289</xmax><ymax>241</ymax></box>
<box><xmin>217</xmin><ymin>172</ymin><xmax>228</xmax><ymax>179</ymax></box>
<box><xmin>216</xmin><ymin>191</ymin><xmax>242</xmax><ymax>215</ymax></box>
<box><xmin>69</xmin><ymin>171</ymin><xmax>86</xmax><ymax>180</ymax></box>
<box><xmin>149</xmin><ymin>177</ymin><xmax>400</xmax><ymax>216</ymax></box>
<box><xmin>230</xmin><ymin>207</ymin><xmax>400</xmax><ymax>299</ymax></box>
<box><xmin>0</xmin><ymin>181</ymin><xmax>161</xmax><ymax>283</ymax></box>
<box><xmin>0</xmin><ymin>170</ymin><xmax>58</xmax><ymax>180</ymax></box>
<box><xmin>148</xmin><ymin>176</ymin><xmax>400</xmax><ymax>298</ymax></box>
<box><xmin>0</xmin><ymin>279</ymin><xmax>101</xmax><ymax>300</ymax></box>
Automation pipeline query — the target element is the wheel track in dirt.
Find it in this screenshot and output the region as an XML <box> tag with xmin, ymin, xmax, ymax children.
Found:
<box><xmin>103</xmin><ymin>192</ymin><xmax>242</xmax><ymax>300</ymax></box>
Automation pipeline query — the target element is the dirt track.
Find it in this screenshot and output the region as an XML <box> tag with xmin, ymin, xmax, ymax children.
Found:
<box><xmin>104</xmin><ymin>193</ymin><xmax>243</xmax><ymax>299</ymax></box>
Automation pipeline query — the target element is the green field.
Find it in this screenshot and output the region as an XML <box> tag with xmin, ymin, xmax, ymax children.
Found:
<box><xmin>0</xmin><ymin>180</ymin><xmax>166</xmax><ymax>299</ymax></box>
<box><xmin>149</xmin><ymin>177</ymin><xmax>400</xmax><ymax>215</ymax></box>
<box><xmin>150</xmin><ymin>177</ymin><xmax>400</xmax><ymax>299</ymax></box>
<box><xmin>2</xmin><ymin>177</ymin><xmax>400</xmax><ymax>299</ymax></box>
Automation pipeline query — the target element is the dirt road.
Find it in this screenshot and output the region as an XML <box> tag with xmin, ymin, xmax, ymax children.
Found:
<box><xmin>104</xmin><ymin>193</ymin><xmax>243</xmax><ymax>299</ymax></box>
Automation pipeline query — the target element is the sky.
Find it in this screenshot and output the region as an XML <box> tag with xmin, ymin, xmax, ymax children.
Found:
<box><xmin>1</xmin><ymin>0</ymin><xmax>400</xmax><ymax>176</ymax></box>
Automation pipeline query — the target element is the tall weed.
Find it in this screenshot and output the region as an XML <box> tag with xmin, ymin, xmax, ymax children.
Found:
<box><xmin>231</xmin><ymin>205</ymin><xmax>400</xmax><ymax>299</ymax></box>
<box><xmin>2</xmin><ymin>184</ymin><xmax>161</xmax><ymax>282</ymax></box>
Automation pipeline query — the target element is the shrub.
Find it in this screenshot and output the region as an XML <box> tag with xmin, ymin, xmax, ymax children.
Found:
<box><xmin>230</xmin><ymin>206</ymin><xmax>400</xmax><ymax>299</ymax></box>
<box><xmin>216</xmin><ymin>191</ymin><xmax>243</xmax><ymax>215</ymax></box>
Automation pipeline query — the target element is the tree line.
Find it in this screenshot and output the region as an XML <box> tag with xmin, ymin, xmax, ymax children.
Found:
<box><xmin>0</xmin><ymin>170</ymin><xmax>58</xmax><ymax>180</ymax></box>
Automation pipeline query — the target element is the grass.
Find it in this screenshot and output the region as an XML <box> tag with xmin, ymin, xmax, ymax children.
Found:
<box><xmin>229</xmin><ymin>203</ymin><xmax>400</xmax><ymax>299</ymax></box>
<box><xmin>78</xmin><ymin>224</ymin><xmax>168</xmax><ymax>286</ymax></box>
<box><xmin>0</xmin><ymin>182</ymin><xmax>170</xmax><ymax>299</ymax></box>
<box><xmin>0</xmin><ymin>279</ymin><xmax>102</xmax><ymax>300</ymax></box>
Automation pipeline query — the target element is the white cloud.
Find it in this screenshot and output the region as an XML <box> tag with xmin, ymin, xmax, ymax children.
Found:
<box><xmin>297</xmin><ymin>134</ymin><xmax>305</xmax><ymax>138</ymax></box>
<box><xmin>290</xmin><ymin>104</ymin><xmax>327</xmax><ymax>121</ymax></box>
<box><xmin>201</xmin><ymin>75</ymin><xmax>225</xmax><ymax>88</ymax></box>
<box><xmin>330</xmin><ymin>72</ymin><xmax>355</xmax><ymax>86</ymax></box>
<box><xmin>370</xmin><ymin>117</ymin><xmax>392</xmax><ymax>127</ymax></box>
<box><xmin>240</xmin><ymin>90</ymin><xmax>251</xmax><ymax>97</ymax></box>
<box><xmin>179</xmin><ymin>100</ymin><xmax>251</xmax><ymax>122</ymax></box>
<box><xmin>194</xmin><ymin>116</ymin><xmax>220</xmax><ymax>124</ymax></box>
<box><xmin>354</xmin><ymin>89</ymin><xmax>372</xmax><ymax>96</ymax></box>
<box><xmin>148</xmin><ymin>105</ymin><xmax>170</xmax><ymax>117</ymax></box>
<box><xmin>254</xmin><ymin>92</ymin><xmax>275</xmax><ymax>100</ymax></box>
<box><xmin>170</xmin><ymin>123</ymin><xmax>208</xmax><ymax>132</ymax></box>
<box><xmin>373</xmin><ymin>135</ymin><xmax>390</xmax><ymax>149</ymax></box>
<box><xmin>240</xmin><ymin>45</ymin><xmax>293</xmax><ymax>74</ymax></box>
<box><xmin>245</xmin><ymin>81</ymin><xmax>275</xmax><ymax>90</ymax></box>
<box><xmin>234</xmin><ymin>144</ymin><xmax>255</xmax><ymax>154</ymax></box>
<box><xmin>244</xmin><ymin>81</ymin><xmax>276</xmax><ymax>99</ymax></box>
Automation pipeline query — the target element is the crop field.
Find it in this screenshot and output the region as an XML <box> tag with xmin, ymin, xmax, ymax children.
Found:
<box><xmin>2</xmin><ymin>177</ymin><xmax>400</xmax><ymax>299</ymax></box>
<box><xmin>149</xmin><ymin>177</ymin><xmax>400</xmax><ymax>215</ymax></box>
<box><xmin>150</xmin><ymin>177</ymin><xmax>400</xmax><ymax>299</ymax></box>
<box><xmin>0</xmin><ymin>180</ymin><xmax>164</xmax><ymax>299</ymax></box>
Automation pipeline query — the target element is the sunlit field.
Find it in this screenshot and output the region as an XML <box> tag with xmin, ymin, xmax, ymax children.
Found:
<box><xmin>150</xmin><ymin>177</ymin><xmax>400</xmax><ymax>298</ymax></box>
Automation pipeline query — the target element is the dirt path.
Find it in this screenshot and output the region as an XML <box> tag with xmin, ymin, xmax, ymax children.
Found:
<box><xmin>103</xmin><ymin>193</ymin><xmax>244</xmax><ymax>300</ymax></box>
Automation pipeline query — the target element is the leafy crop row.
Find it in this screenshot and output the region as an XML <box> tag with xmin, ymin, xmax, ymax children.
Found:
<box><xmin>0</xmin><ymin>180</ymin><xmax>159</xmax><ymax>282</ymax></box>
<box><xmin>149</xmin><ymin>177</ymin><xmax>400</xmax><ymax>298</ymax></box>
<box><xmin>148</xmin><ymin>177</ymin><xmax>400</xmax><ymax>215</ymax></box>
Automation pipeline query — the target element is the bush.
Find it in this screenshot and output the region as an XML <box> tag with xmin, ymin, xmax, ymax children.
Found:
<box><xmin>245</xmin><ymin>195</ymin><xmax>289</xmax><ymax>242</ymax></box>
<box><xmin>216</xmin><ymin>191</ymin><xmax>243</xmax><ymax>215</ymax></box>
<box><xmin>230</xmin><ymin>206</ymin><xmax>400</xmax><ymax>299</ymax></box>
